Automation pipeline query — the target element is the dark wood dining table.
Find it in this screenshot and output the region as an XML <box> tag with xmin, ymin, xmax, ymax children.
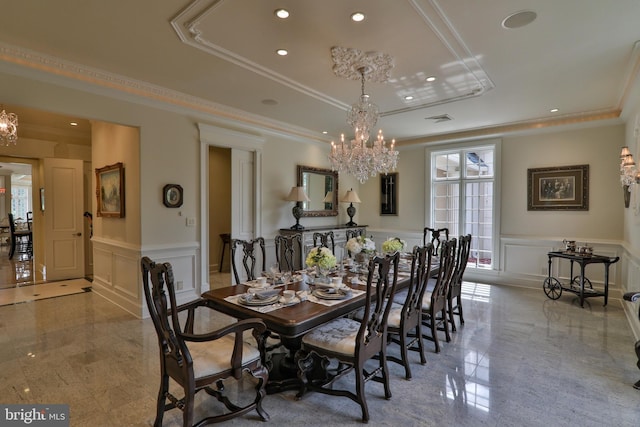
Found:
<box><xmin>202</xmin><ymin>267</ymin><xmax>412</xmax><ymax>393</ymax></box>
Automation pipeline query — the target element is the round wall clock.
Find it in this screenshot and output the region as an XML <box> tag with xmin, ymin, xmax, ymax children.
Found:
<box><xmin>163</xmin><ymin>184</ymin><xmax>183</xmax><ymax>208</ymax></box>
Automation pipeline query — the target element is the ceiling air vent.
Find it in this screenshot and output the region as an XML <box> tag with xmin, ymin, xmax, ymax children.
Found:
<box><xmin>426</xmin><ymin>114</ymin><xmax>452</xmax><ymax>123</ymax></box>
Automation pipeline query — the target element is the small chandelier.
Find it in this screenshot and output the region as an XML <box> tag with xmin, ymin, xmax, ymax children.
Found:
<box><xmin>0</xmin><ymin>107</ymin><xmax>18</xmax><ymax>146</ymax></box>
<box><xmin>328</xmin><ymin>47</ymin><xmax>398</xmax><ymax>184</ymax></box>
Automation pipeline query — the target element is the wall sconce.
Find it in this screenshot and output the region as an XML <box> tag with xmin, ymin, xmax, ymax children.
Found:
<box><xmin>620</xmin><ymin>146</ymin><xmax>640</xmax><ymax>208</ymax></box>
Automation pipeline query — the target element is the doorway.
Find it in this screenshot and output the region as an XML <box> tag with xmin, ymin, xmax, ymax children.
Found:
<box><xmin>208</xmin><ymin>146</ymin><xmax>232</xmax><ymax>289</ymax></box>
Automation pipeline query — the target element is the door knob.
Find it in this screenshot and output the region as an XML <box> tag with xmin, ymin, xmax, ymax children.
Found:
<box><xmin>74</xmin><ymin>232</ymin><xmax>82</xmax><ymax>237</ymax></box>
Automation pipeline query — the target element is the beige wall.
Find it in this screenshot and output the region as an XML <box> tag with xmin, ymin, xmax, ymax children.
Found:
<box><xmin>501</xmin><ymin>125</ymin><xmax>624</xmax><ymax>240</ymax></box>
<box><xmin>91</xmin><ymin>121</ymin><xmax>141</xmax><ymax>245</ymax></box>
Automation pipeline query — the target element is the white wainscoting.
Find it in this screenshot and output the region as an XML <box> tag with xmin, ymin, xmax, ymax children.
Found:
<box><xmin>92</xmin><ymin>237</ymin><xmax>199</xmax><ymax>319</ymax></box>
<box><xmin>368</xmin><ymin>230</ymin><xmax>623</xmax><ymax>294</ymax></box>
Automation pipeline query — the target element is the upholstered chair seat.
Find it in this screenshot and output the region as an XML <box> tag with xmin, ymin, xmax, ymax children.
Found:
<box><xmin>188</xmin><ymin>337</ymin><xmax>262</xmax><ymax>379</ymax></box>
<box><xmin>301</xmin><ymin>317</ymin><xmax>360</xmax><ymax>356</ymax></box>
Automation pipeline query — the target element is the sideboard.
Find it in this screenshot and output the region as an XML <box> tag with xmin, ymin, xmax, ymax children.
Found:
<box><xmin>278</xmin><ymin>225</ymin><xmax>367</xmax><ymax>264</ymax></box>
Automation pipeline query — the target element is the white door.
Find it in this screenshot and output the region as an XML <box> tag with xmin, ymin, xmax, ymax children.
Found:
<box><xmin>230</xmin><ymin>149</ymin><xmax>260</xmax><ymax>284</ymax></box>
<box><xmin>231</xmin><ymin>149</ymin><xmax>255</xmax><ymax>241</ymax></box>
<box><xmin>43</xmin><ymin>158</ymin><xmax>85</xmax><ymax>281</ymax></box>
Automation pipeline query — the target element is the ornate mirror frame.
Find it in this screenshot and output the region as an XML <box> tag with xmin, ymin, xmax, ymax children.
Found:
<box><xmin>297</xmin><ymin>165</ymin><xmax>338</xmax><ymax>217</ymax></box>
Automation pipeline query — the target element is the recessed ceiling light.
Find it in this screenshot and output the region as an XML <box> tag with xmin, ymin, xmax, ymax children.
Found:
<box><xmin>351</xmin><ymin>12</ymin><xmax>365</xmax><ymax>22</ymax></box>
<box><xmin>404</xmin><ymin>95</ymin><xmax>414</xmax><ymax>101</ymax></box>
<box><xmin>550</xmin><ymin>108</ymin><xmax>559</xmax><ymax>113</ymax></box>
<box><xmin>322</xmin><ymin>131</ymin><xmax>328</xmax><ymax>135</ymax></box>
<box><xmin>426</xmin><ymin>76</ymin><xmax>436</xmax><ymax>82</ymax></box>
<box><xmin>502</xmin><ymin>10</ymin><xmax>537</xmax><ymax>29</ymax></box>
<box><xmin>274</xmin><ymin>8</ymin><xmax>290</xmax><ymax>19</ymax></box>
<box><xmin>276</xmin><ymin>49</ymin><xmax>288</xmax><ymax>56</ymax></box>
<box><xmin>70</xmin><ymin>122</ymin><xmax>78</xmax><ymax>126</ymax></box>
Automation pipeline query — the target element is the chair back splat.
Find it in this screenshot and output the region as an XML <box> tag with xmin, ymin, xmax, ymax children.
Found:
<box><xmin>312</xmin><ymin>231</ymin><xmax>335</xmax><ymax>253</ymax></box>
<box><xmin>274</xmin><ymin>234</ymin><xmax>303</xmax><ymax>272</ymax></box>
<box><xmin>230</xmin><ymin>237</ymin><xmax>266</xmax><ymax>284</ymax></box>
<box><xmin>297</xmin><ymin>252</ymin><xmax>400</xmax><ymax>422</ymax></box>
<box><xmin>141</xmin><ymin>257</ymin><xmax>269</xmax><ymax>425</ymax></box>
<box><xmin>423</xmin><ymin>227</ymin><xmax>449</xmax><ymax>253</ymax></box>
<box><xmin>448</xmin><ymin>234</ymin><xmax>472</xmax><ymax>331</ymax></box>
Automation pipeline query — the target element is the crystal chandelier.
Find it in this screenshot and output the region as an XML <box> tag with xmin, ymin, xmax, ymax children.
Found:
<box><xmin>0</xmin><ymin>107</ymin><xmax>18</xmax><ymax>146</ymax></box>
<box><xmin>328</xmin><ymin>47</ymin><xmax>398</xmax><ymax>184</ymax></box>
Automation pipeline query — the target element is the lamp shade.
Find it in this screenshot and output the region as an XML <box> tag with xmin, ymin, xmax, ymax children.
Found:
<box><xmin>621</xmin><ymin>146</ymin><xmax>632</xmax><ymax>158</ymax></box>
<box><xmin>285</xmin><ymin>186</ymin><xmax>310</xmax><ymax>202</ymax></box>
<box><xmin>322</xmin><ymin>191</ymin><xmax>333</xmax><ymax>203</ymax></box>
<box><xmin>340</xmin><ymin>189</ymin><xmax>361</xmax><ymax>204</ymax></box>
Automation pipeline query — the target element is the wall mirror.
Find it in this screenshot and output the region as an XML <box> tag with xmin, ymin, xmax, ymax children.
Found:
<box><xmin>297</xmin><ymin>165</ymin><xmax>338</xmax><ymax>217</ymax></box>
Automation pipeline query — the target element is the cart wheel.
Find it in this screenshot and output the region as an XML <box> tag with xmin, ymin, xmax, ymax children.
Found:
<box><xmin>543</xmin><ymin>277</ymin><xmax>562</xmax><ymax>300</ymax></box>
<box><xmin>571</xmin><ymin>276</ymin><xmax>593</xmax><ymax>289</ymax></box>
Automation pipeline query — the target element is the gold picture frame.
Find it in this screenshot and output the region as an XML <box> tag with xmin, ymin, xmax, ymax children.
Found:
<box><xmin>527</xmin><ymin>164</ymin><xmax>589</xmax><ymax>211</ymax></box>
<box><xmin>96</xmin><ymin>162</ymin><xmax>125</xmax><ymax>217</ymax></box>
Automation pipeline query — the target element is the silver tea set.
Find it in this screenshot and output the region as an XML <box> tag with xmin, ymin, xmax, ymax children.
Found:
<box><xmin>563</xmin><ymin>239</ymin><xmax>593</xmax><ymax>255</ymax></box>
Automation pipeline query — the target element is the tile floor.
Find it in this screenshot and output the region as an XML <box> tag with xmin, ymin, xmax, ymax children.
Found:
<box><xmin>0</xmin><ymin>278</ymin><xmax>92</xmax><ymax>306</ymax></box>
<box><xmin>0</xmin><ymin>281</ymin><xmax>638</xmax><ymax>426</ymax></box>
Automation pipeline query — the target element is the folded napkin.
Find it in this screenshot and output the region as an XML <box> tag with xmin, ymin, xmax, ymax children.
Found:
<box><xmin>245</xmin><ymin>289</ymin><xmax>279</xmax><ymax>301</ymax></box>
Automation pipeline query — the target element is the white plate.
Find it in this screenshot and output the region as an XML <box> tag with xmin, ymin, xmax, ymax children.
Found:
<box><xmin>313</xmin><ymin>289</ymin><xmax>350</xmax><ymax>300</ymax></box>
<box><xmin>246</xmin><ymin>280</ymin><xmax>270</xmax><ymax>288</ymax></box>
<box><xmin>238</xmin><ymin>294</ymin><xmax>279</xmax><ymax>306</ymax></box>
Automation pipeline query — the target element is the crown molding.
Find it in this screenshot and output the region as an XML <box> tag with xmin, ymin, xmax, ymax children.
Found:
<box><xmin>0</xmin><ymin>42</ymin><xmax>327</xmax><ymax>144</ymax></box>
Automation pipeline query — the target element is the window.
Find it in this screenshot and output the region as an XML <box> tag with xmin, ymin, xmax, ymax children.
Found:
<box><xmin>431</xmin><ymin>145</ymin><xmax>495</xmax><ymax>269</ymax></box>
<box><xmin>11</xmin><ymin>168</ymin><xmax>33</xmax><ymax>220</ymax></box>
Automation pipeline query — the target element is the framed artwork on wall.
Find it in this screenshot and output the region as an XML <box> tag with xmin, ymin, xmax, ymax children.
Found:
<box><xmin>163</xmin><ymin>184</ymin><xmax>183</xmax><ymax>208</ymax></box>
<box><xmin>380</xmin><ymin>173</ymin><xmax>398</xmax><ymax>215</ymax></box>
<box><xmin>96</xmin><ymin>162</ymin><xmax>125</xmax><ymax>217</ymax></box>
<box><xmin>527</xmin><ymin>164</ymin><xmax>589</xmax><ymax>211</ymax></box>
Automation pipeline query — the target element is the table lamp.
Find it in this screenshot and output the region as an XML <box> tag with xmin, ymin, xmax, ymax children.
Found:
<box><xmin>340</xmin><ymin>189</ymin><xmax>361</xmax><ymax>226</ymax></box>
<box><xmin>285</xmin><ymin>186</ymin><xmax>310</xmax><ymax>230</ymax></box>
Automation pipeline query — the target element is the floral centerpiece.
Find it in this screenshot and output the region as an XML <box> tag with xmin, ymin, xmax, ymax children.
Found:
<box><xmin>382</xmin><ymin>237</ymin><xmax>406</xmax><ymax>254</ymax></box>
<box><xmin>305</xmin><ymin>246</ymin><xmax>337</xmax><ymax>270</ymax></box>
<box><xmin>346</xmin><ymin>236</ymin><xmax>376</xmax><ymax>255</ymax></box>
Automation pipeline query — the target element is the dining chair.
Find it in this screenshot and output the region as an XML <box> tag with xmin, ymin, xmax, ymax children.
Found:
<box><xmin>448</xmin><ymin>234</ymin><xmax>472</xmax><ymax>332</ymax></box>
<box><xmin>141</xmin><ymin>257</ymin><xmax>270</xmax><ymax>426</ymax></box>
<box><xmin>421</xmin><ymin>238</ymin><xmax>457</xmax><ymax>353</ymax></box>
<box><xmin>230</xmin><ymin>237</ymin><xmax>265</xmax><ymax>284</ymax></box>
<box><xmin>386</xmin><ymin>244</ymin><xmax>434</xmax><ymax>379</ymax></box>
<box><xmin>296</xmin><ymin>252</ymin><xmax>400</xmax><ymax>423</ymax></box>
<box><xmin>8</xmin><ymin>213</ymin><xmax>32</xmax><ymax>260</ymax></box>
<box><xmin>345</xmin><ymin>228</ymin><xmax>364</xmax><ymax>240</ymax></box>
<box><xmin>312</xmin><ymin>231</ymin><xmax>335</xmax><ymax>253</ymax></box>
<box><xmin>274</xmin><ymin>234</ymin><xmax>303</xmax><ymax>272</ymax></box>
<box><xmin>423</xmin><ymin>227</ymin><xmax>449</xmax><ymax>254</ymax></box>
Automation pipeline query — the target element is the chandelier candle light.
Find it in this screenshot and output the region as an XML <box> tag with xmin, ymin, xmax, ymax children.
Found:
<box><xmin>328</xmin><ymin>47</ymin><xmax>399</xmax><ymax>183</ymax></box>
<box><xmin>0</xmin><ymin>107</ymin><xmax>18</xmax><ymax>146</ymax></box>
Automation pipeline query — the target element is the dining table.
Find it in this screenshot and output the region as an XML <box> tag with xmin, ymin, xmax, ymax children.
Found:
<box><xmin>201</xmin><ymin>261</ymin><xmax>414</xmax><ymax>393</ymax></box>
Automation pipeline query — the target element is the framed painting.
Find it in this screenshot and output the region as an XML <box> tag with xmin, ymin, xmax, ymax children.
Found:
<box><xmin>527</xmin><ymin>164</ymin><xmax>589</xmax><ymax>211</ymax></box>
<box><xmin>96</xmin><ymin>162</ymin><xmax>125</xmax><ymax>217</ymax></box>
<box><xmin>380</xmin><ymin>173</ymin><xmax>398</xmax><ymax>215</ymax></box>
